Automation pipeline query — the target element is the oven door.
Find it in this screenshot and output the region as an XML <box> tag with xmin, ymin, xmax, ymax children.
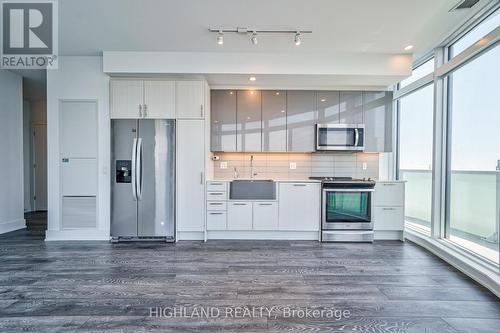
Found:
<box><xmin>322</xmin><ymin>188</ymin><xmax>373</xmax><ymax>230</ymax></box>
<box><xmin>316</xmin><ymin>124</ymin><xmax>364</xmax><ymax>151</ymax></box>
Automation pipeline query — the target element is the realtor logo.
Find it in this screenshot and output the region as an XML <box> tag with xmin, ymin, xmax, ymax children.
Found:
<box><xmin>1</xmin><ymin>0</ymin><xmax>58</xmax><ymax>68</ymax></box>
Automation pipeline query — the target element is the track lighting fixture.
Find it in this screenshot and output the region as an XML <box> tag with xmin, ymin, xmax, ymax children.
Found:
<box><xmin>209</xmin><ymin>27</ymin><xmax>312</xmax><ymax>46</ymax></box>
<box><xmin>251</xmin><ymin>32</ymin><xmax>258</xmax><ymax>45</ymax></box>
<box><xmin>217</xmin><ymin>31</ymin><xmax>224</xmax><ymax>45</ymax></box>
<box><xmin>294</xmin><ymin>32</ymin><xmax>301</xmax><ymax>46</ymax></box>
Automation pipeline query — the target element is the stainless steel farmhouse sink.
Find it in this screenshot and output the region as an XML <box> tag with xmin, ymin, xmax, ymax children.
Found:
<box><xmin>229</xmin><ymin>180</ymin><xmax>276</xmax><ymax>200</ymax></box>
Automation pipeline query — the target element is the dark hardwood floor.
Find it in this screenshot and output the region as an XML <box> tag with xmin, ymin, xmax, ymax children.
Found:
<box><xmin>0</xmin><ymin>213</ymin><xmax>498</xmax><ymax>332</ymax></box>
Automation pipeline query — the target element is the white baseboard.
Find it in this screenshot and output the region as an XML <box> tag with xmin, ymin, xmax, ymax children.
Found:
<box><xmin>177</xmin><ymin>231</ymin><xmax>205</xmax><ymax>241</ymax></box>
<box><xmin>207</xmin><ymin>230</ymin><xmax>319</xmax><ymax>240</ymax></box>
<box><xmin>374</xmin><ymin>230</ymin><xmax>404</xmax><ymax>241</ymax></box>
<box><xmin>45</xmin><ymin>229</ymin><xmax>110</xmax><ymax>241</ymax></box>
<box><xmin>0</xmin><ymin>219</ymin><xmax>26</xmax><ymax>234</ymax></box>
<box><xmin>406</xmin><ymin>230</ymin><xmax>500</xmax><ymax>298</ymax></box>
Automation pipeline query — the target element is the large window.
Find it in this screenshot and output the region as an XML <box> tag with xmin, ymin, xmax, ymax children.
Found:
<box><xmin>399</xmin><ymin>58</ymin><xmax>434</xmax><ymax>88</ymax></box>
<box><xmin>446</xmin><ymin>45</ymin><xmax>500</xmax><ymax>264</ymax></box>
<box><xmin>398</xmin><ymin>84</ymin><xmax>434</xmax><ymax>234</ymax></box>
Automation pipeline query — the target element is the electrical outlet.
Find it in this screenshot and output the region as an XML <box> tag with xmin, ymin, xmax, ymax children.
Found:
<box><xmin>289</xmin><ymin>162</ymin><xmax>297</xmax><ymax>170</ymax></box>
<box><xmin>362</xmin><ymin>162</ymin><xmax>367</xmax><ymax>170</ymax></box>
<box><xmin>220</xmin><ymin>162</ymin><xmax>228</xmax><ymax>169</ymax></box>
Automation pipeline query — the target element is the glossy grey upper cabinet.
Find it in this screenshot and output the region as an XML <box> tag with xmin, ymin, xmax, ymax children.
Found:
<box><xmin>237</xmin><ymin>90</ymin><xmax>262</xmax><ymax>152</ymax></box>
<box><xmin>262</xmin><ymin>90</ymin><xmax>287</xmax><ymax>152</ymax></box>
<box><xmin>339</xmin><ymin>91</ymin><xmax>363</xmax><ymax>124</ymax></box>
<box><xmin>287</xmin><ymin>91</ymin><xmax>316</xmax><ymax>152</ymax></box>
<box><xmin>211</xmin><ymin>90</ymin><xmax>237</xmax><ymax>152</ymax></box>
<box><xmin>317</xmin><ymin>91</ymin><xmax>340</xmax><ymax>124</ymax></box>
<box><xmin>363</xmin><ymin>91</ymin><xmax>393</xmax><ymax>152</ymax></box>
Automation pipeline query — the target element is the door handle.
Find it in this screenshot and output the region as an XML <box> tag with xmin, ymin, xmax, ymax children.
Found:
<box><xmin>354</xmin><ymin>128</ymin><xmax>359</xmax><ymax>147</ymax></box>
<box><xmin>233</xmin><ymin>203</ymin><xmax>247</xmax><ymax>206</ymax></box>
<box><xmin>200</xmin><ymin>104</ymin><xmax>203</xmax><ymax>117</ymax></box>
<box><xmin>143</xmin><ymin>104</ymin><xmax>147</xmax><ymax>118</ymax></box>
<box><xmin>131</xmin><ymin>138</ymin><xmax>137</xmax><ymax>200</ymax></box>
<box><xmin>209</xmin><ymin>202</ymin><xmax>223</xmax><ymax>205</ymax></box>
<box><xmin>259</xmin><ymin>203</ymin><xmax>273</xmax><ymax>206</ymax></box>
<box><xmin>139</xmin><ymin>104</ymin><xmax>142</xmax><ymax>118</ymax></box>
<box><xmin>209</xmin><ymin>212</ymin><xmax>224</xmax><ymax>215</ymax></box>
<box><xmin>136</xmin><ymin>138</ymin><xmax>143</xmax><ymax>200</ymax></box>
<box><xmin>293</xmin><ymin>184</ymin><xmax>307</xmax><ymax>187</ymax></box>
<box><xmin>200</xmin><ymin>172</ymin><xmax>204</xmax><ymax>185</ymax></box>
<box><xmin>209</xmin><ymin>193</ymin><xmax>224</xmax><ymax>196</ymax></box>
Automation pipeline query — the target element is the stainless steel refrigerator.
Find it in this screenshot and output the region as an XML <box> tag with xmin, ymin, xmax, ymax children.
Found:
<box><xmin>111</xmin><ymin>119</ymin><xmax>175</xmax><ymax>242</ymax></box>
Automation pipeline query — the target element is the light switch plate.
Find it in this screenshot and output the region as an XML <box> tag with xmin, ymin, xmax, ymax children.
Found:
<box><xmin>289</xmin><ymin>162</ymin><xmax>297</xmax><ymax>170</ymax></box>
<box><xmin>220</xmin><ymin>162</ymin><xmax>228</xmax><ymax>169</ymax></box>
<box><xmin>362</xmin><ymin>162</ymin><xmax>367</xmax><ymax>170</ymax></box>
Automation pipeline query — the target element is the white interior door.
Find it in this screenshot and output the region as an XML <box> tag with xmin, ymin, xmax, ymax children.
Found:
<box><xmin>33</xmin><ymin>124</ymin><xmax>47</xmax><ymax>211</ymax></box>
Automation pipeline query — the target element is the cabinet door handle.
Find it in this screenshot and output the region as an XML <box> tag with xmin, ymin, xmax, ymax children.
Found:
<box><xmin>200</xmin><ymin>172</ymin><xmax>204</xmax><ymax>184</ymax></box>
<box><xmin>200</xmin><ymin>104</ymin><xmax>204</xmax><ymax>117</ymax></box>
<box><xmin>233</xmin><ymin>203</ymin><xmax>247</xmax><ymax>206</ymax></box>
<box><xmin>382</xmin><ymin>183</ymin><xmax>396</xmax><ymax>186</ymax></box>
<box><xmin>210</xmin><ymin>193</ymin><xmax>223</xmax><ymax>196</ymax></box>
<box><xmin>209</xmin><ymin>202</ymin><xmax>223</xmax><ymax>205</ymax></box>
<box><xmin>293</xmin><ymin>184</ymin><xmax>307</xmax><ymax>187</ymax></box>
<box><xmin>210</xmin><ymin>182</ymin><xmax>224</xmax><ymax>185</ymax></box>
<box><xmin>139</xmin><ymin>104</ymin><xmax>142</xmax><ymax>118</ymax></box>
<box><xmin>143</xmin><ymin>104</ymin><xmax>147</xmax><ymax>118</ymax></box>
<box><xmin>209</xmin><ymin>212</ymin><xmax>224</xmax><ymax>215</ymax></box>
<box><xmin>383</xmin><ymin>207</ymin><xmax>397</xmax><ymax>211</ymax></box>
<box><xmin>259</xmin><ymin>203</ymin><xmax>273</xmax><ymax>206</ymax></box>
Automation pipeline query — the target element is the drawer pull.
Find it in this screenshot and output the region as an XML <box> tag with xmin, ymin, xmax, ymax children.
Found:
<box><xmin>382</xmin><ymin>183</ymin><xmax>397</xmax><ymax>186</ymax></box>
<box><xmin>209</xmin><ymin>212</ymin><xmax>224</xmax><ymax>215</ymax></box>
<box><xmin>382</xmin><ymin>208</ymin><xmax>397</xmax><ymax>211</ymax></box>
<box><xmin>209</xmin><ymin>203</ymin><xmax>223</xmax><ymax>205</ymax></box>
<box><xmin>293</xmin><ymin>184</ymin><xmax>307</xmax><ymax>187</ymax></box>
<box><xmin>210</xmin><ymin>182</ymin><xmax>224</xmax><ymax>185</ymax></box>
<box><xmin>233</xmin><ymin>203</ymin><xmax>247</xmax><ymax>206</ymax></box>
<box><xmin>259</xmin><ymin>203</ymin><xmax>273</xmax><ymax>206</ymax></box>
<box><xmin>210</xmin><ymin>193</ymin><xmax>224</xmax><ymax>195</ymax></box>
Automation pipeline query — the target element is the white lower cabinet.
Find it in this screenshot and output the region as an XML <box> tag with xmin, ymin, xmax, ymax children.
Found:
<box><xmin>373</xmin><ymin>207</ymin><xmax>404</xmax><ymax>231</ymax></box>
<box><xmin>373</xmin><ymin>181</ymin><xmax>405</xmax><ymax>239</ymax></box>
<box><xmin>227</xmin><ymin>202</ymin><xmax>253</xmax><ymax>230</ymax></box>
<box><xmin>207</xmin><ymin>211</ymin><xmax>227</xmax><ymax>230</ymax></box>
<box><xmin>253</xmin><ymin>202</ymin><xmax>279</xmax><ymax>230</ymax></box>
<box><xmin>278</xmin><ymin>183</ymin><xmax>320</xmax><ymax>231</ymax></box>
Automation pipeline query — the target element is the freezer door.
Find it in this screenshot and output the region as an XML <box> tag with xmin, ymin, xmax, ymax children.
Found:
<box><xmin>111</xmin><ymin>120</ymin><xmax>139</xmax><ymax>237</ymax></box>
<box><xmin>137</xmin><ymin>119</ymin><xmax>175</xmax><ymax>238</ymax></box>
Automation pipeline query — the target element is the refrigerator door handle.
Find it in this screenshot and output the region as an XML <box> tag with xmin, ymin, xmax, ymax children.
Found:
<box><xmin>131</xmin><ymin>137</ymin><xmax>138</xmax><ymax>201</ymax></box>
<box><xmin>136</xmin><ymin>137</ymin><xmax>143</xmax><ymax>200</ymax></box>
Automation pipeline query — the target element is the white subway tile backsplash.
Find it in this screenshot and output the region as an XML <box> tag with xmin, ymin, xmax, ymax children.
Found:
<box><xmin>212</xmin><ymin>152</ymin><xmax>379</xmax><ymax>180</ymax></box>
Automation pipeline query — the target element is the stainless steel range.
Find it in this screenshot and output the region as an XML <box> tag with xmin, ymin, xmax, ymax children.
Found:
<box><xmin>310</xmin><ymin>177</ymin><xmax>376</xmax><ymax>242</ymax></box>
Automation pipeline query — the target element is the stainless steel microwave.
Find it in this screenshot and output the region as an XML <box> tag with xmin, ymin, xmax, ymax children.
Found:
<box><xmin>316</xmin><ymin>124</ymin><xmax>365</xmax><ymax>151</ymax></box>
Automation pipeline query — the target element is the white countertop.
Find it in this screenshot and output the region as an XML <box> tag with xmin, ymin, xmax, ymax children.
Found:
<box><xmin>207</xmin><ymin>179</ymin><xmax>321</xmax><ymax>183</ymax></box>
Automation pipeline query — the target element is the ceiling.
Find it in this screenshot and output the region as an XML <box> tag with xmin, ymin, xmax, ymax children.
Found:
<box><xmin>10</xmin><ymin>0</ymin><xmax>493</xmax><ymax>95</ymax></box>
<box><xmin>58</xmin><ymin>0</ymin><xmax>488</xmax><ymax>58</ymax></box>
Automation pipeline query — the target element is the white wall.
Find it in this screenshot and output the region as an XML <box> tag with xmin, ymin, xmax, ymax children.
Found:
<box><xmin>46</xmin><ymin>56</ymin><xmax>110</xmax><ymax>240</ymax></box>
<box><xmin>0</xmin><ymin>70</ymin><xmax>25</xmax><ymax>233</ymax></box>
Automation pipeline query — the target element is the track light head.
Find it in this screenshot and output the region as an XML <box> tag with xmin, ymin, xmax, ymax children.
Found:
<box><xmin>294</xmin><ymin>32</ymin><xmax>301</xmax><ymax>46</ymax></box>
<box><xmin>217</xmin><ymin>31</ymin><xmax>224</xmax><ymax>45</ymax></box>
<box><xmin>251</xmin><ymin>32</ymin><xmax>258</xmax><ymax>45</ymax></box>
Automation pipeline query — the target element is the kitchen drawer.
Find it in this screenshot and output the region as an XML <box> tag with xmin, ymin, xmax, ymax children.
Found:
<box><xmin>207</xmin><ymin>181</ymin><xmax>227</xmax><ymax>192</ymax></box>
<box><xmin>207</xmin><ymin>201</ymin><xmax>227</xmax><ymax>211</ymax></box>
<box><xmin>373</xmin><ymin>182</ymin><xmax>404</xmax><ymax>207</ymax></box>
<box><xmin>207</xmin><ymin>211</ymin><xmax>227</xmax><ymax>230</ymax></box>
<box><xmin>373</xmin><ymin>206</ymin><xmax>404</xmax><ymax>231</ymax></box>
<box><xmin>207</xmin><ymin>191</ymin><xmax>227</xmax><ymax>201</ymax></box>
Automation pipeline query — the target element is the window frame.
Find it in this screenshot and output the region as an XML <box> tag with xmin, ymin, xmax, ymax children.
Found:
<box><xmin>394</xmin><ymin>2</ymin><xmax>500</xmax><ymax>269</ymax></box>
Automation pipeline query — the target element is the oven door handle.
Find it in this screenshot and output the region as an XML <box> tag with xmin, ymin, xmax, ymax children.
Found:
<box><xmin>323</xmin><ymin>188</ymin><xmax>374</xmax><ymax>193</ymax></box>
<box><xmin>354</xmin><ymin>128</ymin><xmax>359</xmax><ymax>147</ymax></box>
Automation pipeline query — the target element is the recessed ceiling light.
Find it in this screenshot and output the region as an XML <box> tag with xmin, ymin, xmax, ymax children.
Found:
<box><xmin>249</xmin><ymin>76</ymin><xmax>256</xmax><ymax>82</ymax></box>
<box><xmin>404</xmin><ymin>45</ymin><xmax>414</xmax><ymax>51</ymax></box>
<box><xmin>320</xmin><ymin>99</ymin><xmax>326</xmax><ymax>102</ymax></box>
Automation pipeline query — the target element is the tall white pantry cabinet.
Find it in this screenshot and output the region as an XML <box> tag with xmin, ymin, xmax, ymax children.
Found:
<box><xmin>110</xmin><ymin>79</ymin><xmax>208</xmax><ymax>240</ymax></box>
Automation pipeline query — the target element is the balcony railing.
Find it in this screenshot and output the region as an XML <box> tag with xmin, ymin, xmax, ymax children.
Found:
<box><xmin>400</xmin><ymin>169</ymin><xmax>499</xmax><ymax>263</ymax></box>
